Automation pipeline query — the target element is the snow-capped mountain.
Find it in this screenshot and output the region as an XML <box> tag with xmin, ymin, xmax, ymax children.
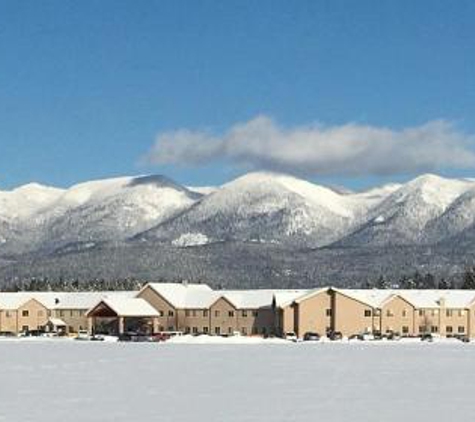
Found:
<box><xmin>2</xmin><ymin>171</ymin><xmax>475</xmax><ymax>256</ymax></box>
<box><xmin>137</xmin><ymin>172</ymin><xmax>394</xmax><ymax>247</ymax></box>
<box><xmin>0</xmin><ymin>175</ymin><xmax>202</xmax><ymax>253</ymax></box>
<box><xmin>2</xmin><ymin>171</ymin><xmax>475</xmax><ymax>286</ymax></box>
<box><xmin>0</xmin><ymin>183</ymin><xmax>64</xmax><ymax>248</ymax></box>
<box><xmin>334</xmin><ymin>174</ymin><xmax>475</xmax><ymax>247</ymax></box>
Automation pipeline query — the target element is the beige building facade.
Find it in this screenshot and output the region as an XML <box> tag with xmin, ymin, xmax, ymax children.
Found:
<box><xmin>3</xmin><ymin>285</ymin><xmax>475</xmax><ymax>339</ymax></box>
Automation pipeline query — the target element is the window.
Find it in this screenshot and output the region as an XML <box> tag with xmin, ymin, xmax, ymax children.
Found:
<box><xmin>168</xmin><ymin>310</ymin><xmax>174</xmax><ymax>317</ymax></box>
<box><xmin>215</xmin><ymin>310</ymin><xmax>220</xmax><ymax>317</ymax></box>
<box><xmin>167</xmin><ymin>326</ymin><xmax>174</xmax><ymax>331</ymax></box>
<box><xmin>215</xmin><ymin>327</ymin><xmax>221</xmax><ymax>335</ymax></box>
<box><xmin>419</xmin><ymin>310</ymin><xmax>424</xmax><ymax>317</ymax></box>
<box><xmin>252</xmin><ymin>311</ymin><xmax>258</xmax><ymax>317</ymax></box>
<box><xmin>458</xmin><ymin>326</ymin><xmax>465</xmax><ymax>333</ymax></box>
<box><xmin>22</xmin><ymin>325</ymin><xmax>29</xmax><ymax>332</ymax></box>
<box><xmin>185</xmin><ymin>327</ymin><xmax>190</xmax><ymax>334</ymax></box>
<box><xmin>402</xmin><ymin>309</ymin><xmax>407</xmax><ymax>317</ymax></box>
<box><xmin>228</xmin><ymin>327</ymin><xmax>233</xmax><ymax>334</ymax></box>
<box><xmin>228</xmin><ymin>311</ymin><xmax>234</xmax><ymax>317</ymax></box>
<box><xmin>203</xmin><ymin>310</ymin><xmax>208</xmax><ymax>317</ymax></box>
<box><xmin>385</xmin><ymin>309</ymin><xmax>393</xmax><ymax>317</ymax></box>
<box><xmin>70</xmin><ymin>310</ymin><xmax>74</xmax><ymax>317</ymax></box>
<box><xmin>185</xmin><ymin>310</ymin><xmax>190</xmax><ymax>317</ymax></box>
<box><xmin>241</xmin><ymin>327</ymin><xmax>247</xmax><ymax>335</ymax></box>
<box><xmin>402</xmin><ymin>326</ymin><xmax>409</xmax><ymax>334</ymax></box>
<box><xmin>326</xmin><ymin>309</ymin><xmax>332</xmax><ymax>317</ymax></box>
<box><xmin>22</xmin><ymin>310</ymin><xmax>29</xmax><ymax>317</ymax></box>
<box><xmin>446</xmin><ymin>309</ymin><xmax>453</xmax><ymax>317</ymax></box>
<box><xmin>365</xmin><ymin>310</ymin><xmax>372</xmax><ymax>317</ymax></box>
<box><xmin>5</xmin><ymin>311</ymin><xmax>11</xmax><ymax>318</ymax></box>
<box><xmin>431</xmin><ymin>326</ymin><xmax>439</xmax><ymax>333</ymax></box>
<box><xmin>158</xmin><ymin>310</ymin><xmax>164</xmax><ymax>317</ymax></box>
<box><xmin>159</xmin><ymin>325</ymin><xmax>164</xmax><ymax>332</ymax></box>
<box><xmin>192</xmin><ymin>327</ymin><xmax>198</xmax><ymax>334</ymax></box>
<box><xmin>203</xmin><ymin>326</ymin><xmax>209</xmax><ymax>334</ymax></box>
<box><xmin>419</xmin><ymin>326</ymin><xmax>425</xmax><ymax>333</ymax></box>
<box><xmin>242</xmin><ymin>310</ymin><xmax>248</xmax><ymax>317</ymax></box>
<box><xmin>252</xmin><ymin>327</ymin><xmax>258</xmax><ymax>335</ymax></box>
<box><xmin>458</xmin><ymin>310</ymin><xmax>465</xmax><ymax>317</ymax></box>
<box><xmin>192</xmin><ymin>310</ymin><xmax>197</xmax><ymax>317</ymax></box>
<box><xmin>446</xmin><ymin>326</ymin><xmax>453</xmax><ymax>333</ymax></box>
<box><xmin>431</xmin><ymin>310</ymin><xmax>438</xmax><ymax>316</ymax></box>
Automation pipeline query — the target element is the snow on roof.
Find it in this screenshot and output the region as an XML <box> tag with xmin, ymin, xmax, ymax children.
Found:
<box><xmin>273</xmin><ymin>290</ymin><xmax>311</xmax><ymax>307</ymax></box>
<box><xmin>333</xmin><ymin>288</ymin><xmax>394</xmax><ymax>308</ymax></box>
<box><xmin>333</xmin><ymin>288</ymin><xmax>475</xmax><ymax>309</ymax></box>
<box><xmin>0</xmin><ymin>291</ymin><xmax>137</xmax><ymax>310</ymax></box>
<box><xmin>395</xmin><ymin>290</ymin><xmax>475</xmax><ymax>309</ymax></box>
<box><xmin>146</xmin><ymin>282</ymin><xmax>215</xmax><ymax>308</ymax></box>
<box><xmin>96</xmin><ymin>298</ymin><xmax>159</xmax><ymax>317</ymax></box>
<box><xmin>48</xmin><ymin>318</ymin><xmax>66</xmax><ymax>326</ymax></box>
<box><xmin>220</xmin><ymin>290</ymin><xmax>276</xmax><ymax>309</ymax></box>
<box><xmin>53</xmin><ymin>291</ymin><xmax>136</xmax><ymax>309</ymax></box>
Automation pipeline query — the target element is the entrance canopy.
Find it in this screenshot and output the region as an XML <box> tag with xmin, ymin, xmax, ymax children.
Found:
<box><xmin>86</xmin><ymin>298</ymin><xmax>159</xmax><ymax>318</ymax></box>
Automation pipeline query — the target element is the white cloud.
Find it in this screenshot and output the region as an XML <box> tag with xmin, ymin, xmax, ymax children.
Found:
<box><xmin>144</xmin><ymin>116</ymin><xmax>475</xmax><ymax>176</ymax></box>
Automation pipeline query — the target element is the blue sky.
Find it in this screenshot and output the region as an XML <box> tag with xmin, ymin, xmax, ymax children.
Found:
<box><xmin>0</xmin><ymin>1</ymin><xmax>474</xmax><ymax>190</ymax></box>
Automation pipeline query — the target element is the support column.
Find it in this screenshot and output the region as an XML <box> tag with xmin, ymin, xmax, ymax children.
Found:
<box><xmin>118</xmin><ymin>317</ymin><xmax>125</xmax><ymax>335</ymax></box>
<box><xmin>152</xmin><ymin>317</ymin><xmax>159</xmax><ymax>334</ymax></box>
<box><xmin>87</xmin><ymin>316</ymin><xmax>94</xmax><ymax>335</ymax></box>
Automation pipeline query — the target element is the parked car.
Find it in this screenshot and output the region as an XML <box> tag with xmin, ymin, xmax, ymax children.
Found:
<box><xmin>420</xmin><ymin>333</ymin><xmax>433</xmax><ymax>342</ymax></box>
<box><xmin>285</xmin><ymin>332</ymin><xmax>298</xmax><ymax>342</ymax></box>
<box><xmin>303</xmin><ymin>332</ymin><xmax>320</xmax><ymax>341</ymax></box>
<box><xmin>75</xmin><ymin>330</ymin><xmax>90</xmax><ymax>341</ymax></box>
<box><xmin>327</xmin><ymin>330</ymin><xmax>343</xmax><ymax>341</ymax></box>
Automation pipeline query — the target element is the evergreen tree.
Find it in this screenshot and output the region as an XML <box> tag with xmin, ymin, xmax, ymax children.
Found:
<box><xmin>461</xmin><ymin>267</ymin><xmax>475</xmax><ymax>290</ymax></box>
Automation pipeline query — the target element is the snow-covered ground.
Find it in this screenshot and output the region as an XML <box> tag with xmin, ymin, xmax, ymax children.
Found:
<box><xmin>0</xmin><ymin>340</ymin><xmax>474</xmax><ymax>421</ymax></box>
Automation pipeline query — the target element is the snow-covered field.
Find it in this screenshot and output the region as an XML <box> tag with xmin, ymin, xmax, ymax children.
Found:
<box><xmin>1</xmin><ymin>340</ymin><xmax>474</xmax><ymax>421</ymax></box>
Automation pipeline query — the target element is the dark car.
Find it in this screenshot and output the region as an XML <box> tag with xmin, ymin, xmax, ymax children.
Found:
<box><xmin>327</xmin><ymin>330</ymin><xmax>343</xmax><ymax>341</ymax></box>
<box><xmin>303</xmin><ymin>332</ymin><xmax>320</xmax><ymax>341</ymax></box>
<box><xmin>420</xmin><ymin>333</ymin><xmax>433</xmax><ymax>342</ymax></box>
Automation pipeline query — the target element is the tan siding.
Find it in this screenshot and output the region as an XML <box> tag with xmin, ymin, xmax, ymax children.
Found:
<box><xmin>381</xmin><ymin>296</ymin><xmax>415</xmax><ymax>336</ymax></box>
<box><xmin>137</xmin><ymin>286</ymin><xmax>178</xmax><ymax>331</ymax></box>
<box><xmin>333</xmin><ymin>291</ymin><xmax>375</xmax><ymax>336</ymax></box>
<box><xmin>295</xmin><ymin>290</ymin><xmax>332</xmax><ymax>338</ymax></box>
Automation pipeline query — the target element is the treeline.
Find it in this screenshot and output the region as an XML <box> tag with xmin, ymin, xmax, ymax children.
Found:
<box><xmin>3</xmin><ymin>277</ymin><xmax>145</xmax><ymax>292</ymax></box>
<box><xmin>365</xmin><ymin>266</ymin><xmax>475</xmax><ymax>290</ymax></box>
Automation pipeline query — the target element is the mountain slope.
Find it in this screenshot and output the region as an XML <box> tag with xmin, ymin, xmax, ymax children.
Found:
<box><xmin>34</xmin><ymin>175</ymin><xmax>202</xmax><ymax>251</ymax></box>
<box><xmin>135</xmin><ymin>172</ymin><xmax>392</xmax><ymax>247</ymax></box>
<box><xmin>334</xmin><ymin>174</ymin><xmax>475</xmax><ymax>247</ymax></box>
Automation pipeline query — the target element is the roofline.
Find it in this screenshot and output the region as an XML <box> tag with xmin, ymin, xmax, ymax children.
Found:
<box><xmin>209</xmin><ymin>294</ymin><xmax>238</xmax><ymax>310</ymax></box>
<box><xmin>138</xmin><ymin>283</ymin><xmax>178</xmax><ymax>309</ymax></box>
<box><xmin>294</xmin><ymin>287</ymin><xmax>329</xmax><ymax>305</ymax></box>
<box><xmin>330</xmin><ymin>288</ymin><xmax>381</xmax><ymax>309</ymax></box>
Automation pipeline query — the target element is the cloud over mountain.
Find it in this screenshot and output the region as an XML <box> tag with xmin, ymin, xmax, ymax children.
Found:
<box><xmin>145</xmin><ymin>116</ymin><xmax>475</xmax><ymax>176</ymax></box>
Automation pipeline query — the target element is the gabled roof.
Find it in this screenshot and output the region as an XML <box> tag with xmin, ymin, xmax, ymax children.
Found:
<box><xmin>144</xmin><ymin>282</ymin><xmax>216</xmax><ymax>308</ymax></box>
<box><xmin>88</xmin><ymin>298</ymin><xmax>159</xmax><ymax>317</ymax></box>
<box><xmin>396</xmin><ymin>290</ymin><xmax>475</xmax><ymax>309</ymax></box>
<box><xmin>294</xmin><ymin>288</ymin><xmax>329</xmax><ymax>304</ymax></box>
<box><xmin>220</xmin><ymin>290</ymin><xmax>276</xmax><ymax>309</ymax></box>
<box><xmin>332</xmin><ymin>288</ymin><xmax>394</xmax><ymax>308</ymax></box>
<box><xmin>0</xmin><ymin>291</ymin><xmax>137</xmax><ymax>310</ymax></box>
<box><xmin>273</xmin><ymin>290</ymin><xmax>311</xmax><ymax>308</ymax></box>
